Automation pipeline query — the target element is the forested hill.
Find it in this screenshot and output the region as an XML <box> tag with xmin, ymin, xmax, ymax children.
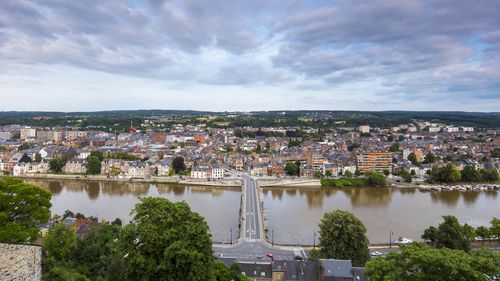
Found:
<box><xmin>0</xmin><ymin>110</ymin><xmax>499</xmax><ymax>129</ymax></box>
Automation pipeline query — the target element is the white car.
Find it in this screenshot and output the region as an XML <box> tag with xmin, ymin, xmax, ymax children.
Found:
<box><xmin>371</xmin><ymin>251</ymin><xmax>383</xmax><ymax>256</ymax></box>
<box><xmin>394</xmin><ymin>237</ymin><xmax>413</xmax><ymax>244</ymax></box>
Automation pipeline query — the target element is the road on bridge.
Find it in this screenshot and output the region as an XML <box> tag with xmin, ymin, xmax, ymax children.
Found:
<box><xmin>213</xmin><ymin>172</ymin><xmax>306</xmax><ymax>262</ymax></box>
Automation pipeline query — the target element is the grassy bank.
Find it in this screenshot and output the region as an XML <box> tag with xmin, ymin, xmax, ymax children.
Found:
<box><xmin>320</xmin><ymin>178</ymin><xmax>368</xmax><ymax>187</ymax></box>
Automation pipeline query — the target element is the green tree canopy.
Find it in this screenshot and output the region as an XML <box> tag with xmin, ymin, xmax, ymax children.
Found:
<box><xmin>172</xmin><ymin>156</ymin><xmax>186</xmax><ymax>174</ymax></box>
<box><xmin>430</xmin><ymin>164</ymin><xmax>461</xmax><ymax>182</ymax></box>
<box><xmin>422</xmin><ymin>151</ymin><xmax>436</xmax><ymax>164</ymax></box>
<box><xmin>317</xmin><ymin>210</ymin><xmax>370</xmax><ymax>266</ymax></box>
<box><xmin>365</xmin><ymin>243</ymin><xmax>500</xmax><ymax>281</ymax></box>
<box><xmin>389</xmin><ymin>143</ymin><xmax>399</xmax><ymax>152</ymax></box>
<box><xmin>119</xmin><ymin>197</ymin><xmax>214</xmax><ymax>280</ymax></box>
<box><xmin>49</xmin><ymin>157</ymin><xmax>66</xmax><ymax>173</ymax></box>
<box><xmin>491</xmin><ymin>217</ymin><xmax>500</xmax><ymax>239</ymax></box>
<box><xmin>0</xmin><ymin>177</ymin><xmax>52</xmax><ymax>243</ymax></box>
<box><xmin>366</xmin><ymin>171</ymin><xmax>387</xmax><ymax>186</ymax></box>
<box><xmin>285</xmin><ymin>162</ymin><xmax>299</xmax><ymax>176</ymax></box>
<box><xmin>407</xmin><ymin>152</ymin><xmax>418</xmax><ymax>165</ymax></box>
<box><xmin>461</xmin><ymin>165</ymin><xmax>481</xmax><ymax>182</ymax></box>
<box><xmin>90</xmin><ymin>150</ymin><xmax>104</xmax><ymax>161</ymax></box>
<box><xmin>422</xmin><ymin>215</ymin><xmax>471</xmax><ymax>250</ymax></box>
<box><xmin>86</xmin><ymin>156</ymin><xmax>102</xmax><ymax>175</ymax></box>
<box><xmin>43</xmin><ymin>223</ymin><xmax>78</xmax><ymax>271</ymax></box>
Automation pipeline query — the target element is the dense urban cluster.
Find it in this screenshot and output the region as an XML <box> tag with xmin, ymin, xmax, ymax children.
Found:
<box><xmin>0</xmin><ymin>112</ymin><xmax>498</xmax><ymax>187</ymax></box>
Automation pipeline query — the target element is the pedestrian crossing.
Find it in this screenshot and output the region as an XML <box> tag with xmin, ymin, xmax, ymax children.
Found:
<box><xmin>244</xmin><ymin>238</ymin><xmax>261</xmax><ymax>242</ymax></box>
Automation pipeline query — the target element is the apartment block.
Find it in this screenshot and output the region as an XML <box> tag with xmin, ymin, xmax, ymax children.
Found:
<box><xmin>356</xmin><ymin>152</ymin><xmax>392</xmax><ymax>171</ymax></box>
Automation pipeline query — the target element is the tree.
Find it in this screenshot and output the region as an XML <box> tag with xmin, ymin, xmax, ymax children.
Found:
<box><xmin>422</xmin><ymin>151</ymin><xmax>436</xmax><ymax>164</ymax></box>
<box><xmin>407</xmin><ymin>152</ymin><xmax>418</xmax><ymax>165</ymax></box>
<box><xmin>491</xmin><ymin>148</ymin><xmax>500</xmax><ymax>158</ymax></box>
<box><xmin>491</xmin><ymin>217</ymin><xmax>500</xmax><ymax>239</ymax></box>
<box><xmin>344</xmin><ymin>170</ymin><xmax>353</xmax><ymax>178</ymax></box>
<box><xmin>90</xmin><ymin>150</ymin><xmax>104</xmax><ymax>161</ymax></box>
<box><xmin>366</xmin><ymin>171</ymin><xmax>387</xmax><ymax>187</ymax></box>
<box><xmin>434</xmin><ymin>216</ymin><xmax>471</xmax><ymax>250</ymax></box>
<box><xmin>43</xmin><ymin>223</ymin><xmax>78</xmax><ymax>272</ymax></box>
<box><xmin>365</xmin><ymin>243</ymin><xmax>500</xmax><ymax>281</ymax></box>
<box><xmin>313</xmin><ymin>171</ymin><xmax>322</xmax><ymax>178</ymax></box>
<box><xmin>383</xmin><ymin>169</ymin><xmax>390</xmax><ymax>176</ymax></box>
<box><xmin>430</xmin><ymin>164</ymin><xmax>461</xmax><ymax>182</ymax></box>
<box><xmin>475</xmin><ymin>226</ymin><xmax>492</xmax><ymax>244</ymax></box>
<box><xmin>400</xmin><ymin>169</ymin><xmax>412</xmax><ymax>183</ymax></box>
<box><xmin>285</xmin><ymin>162</ymin><xmax>299</xmax><ymax>176</ymax></box>
<box><xmin>295</xmin><ymin>160</ymin><xmax>301</xmax><ymax>177</ymax></box>
<box><xmin>49</xmin><ymin>157</ymin><xmax>66</xmax><ymax>173</ymax></box>
<box><xmin>172</xmin><ymin>156</ymin><xmax>186</xmax><ymax>174</ymax></box>
<box><xmin>325</xmin><ymin>170</ymin><xmax>333</xmax><ymax>177</ymax></box>
<box><xmin>479</xmin><ymin>168</ymin><xmax>499</xmax><ymax>182</ymax></box>
<box><xmin>463</xmin><ymin>223</ymin><xmax>476</xmax><ymax>241</ymax></box>
<box><xmin>18</xmin><ymin>142</ymin><xmax>34</xmax><ymax>151</ymax></box>
<box><xmin>422</xmin><ymin>225</ymin><xmax>438</xmax><ymax>244</ymax></box>
<box><xmin>35</xmin><ymin>153</ymin><xmax>42</xmax><ymax>163</ymax></box>
<box><xmin>389</xmin><ymin>143</ymin><xmax>400</xmax><ymax>152</ymax></box>
<box><xmin>119</xmin><ymin>197</ymin><xmax>214</xmax><ymax>280</ymax></box>
<box><xmin>86</xmin><ymin>155</ymin><xmax>102</xmax><ymax>175</ymax></box>
<box><xmin>74</xmin><ymin>224</ymin><xmax>122</xmax><ymax>279</ymax></box>
<box><xmin>0</xmin><ymin>177</ymin><xmax>52</xmax><ymax>243</ymax></box>
<box><xmin>317</xmin><ymin>210</ymin><xmax>370</xmax><ymax>266</ymax></box>
<box><xmin>461</xmin><ymin>165</ymin><xmax>481</xmax><ymax>182</ymax></box>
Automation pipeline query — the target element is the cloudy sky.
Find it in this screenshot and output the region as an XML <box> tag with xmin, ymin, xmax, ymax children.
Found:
<box><xmin>1</xmin><ymin>0</ymin><xmax>499</xmax><ymax>112</ymax></box>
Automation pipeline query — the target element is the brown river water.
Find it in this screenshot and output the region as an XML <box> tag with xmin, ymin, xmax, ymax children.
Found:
<box><xmin>26</xmin><ymin>179</ymin><xmax>499</xmax><ymax>244</ymax></box>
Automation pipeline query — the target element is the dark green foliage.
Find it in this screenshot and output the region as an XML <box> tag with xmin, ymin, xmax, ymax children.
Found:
<box><xmin>317</xmin><ymin>210</ymin><xmax>370</xmax><ymax>266</ymax></box>
<box><xmin>479</xmin><ymin>168</ymin><xmax>499</xmax><ymax>181</ymax></box>
<box><xmin>365</xmin><ymin>243</ymin><xmax>500</xmax><ymax>281</ymax></box>
<box><xmin>90</xmin><ymin>150</ymin><xmax>104</xmax><ymax>161</ymax></box>
<box><xmin>491</xmin><ymin>148</ymin><xmax>500</xmax><ymax>158</ymax></box>
<box><xmin>461</xmin><ymin>165</ymin><xmax>481</xmax><ymax>182</ymax></box>
<box><xmin>366</xmin><ymin>171</ymin><xmax>387</xmax><ymax>186</ymax></box>
<box><xmin>49</xmin><ymin>157</ymin><xmax>66</xmax><ymax>173</ymax></box>
<box><xmin>491</xmin><ymin>217</ymin><xmax>500</xmax><ymax>239</ymax></box>
<box><xmin>285</xmin><ymin>162</ymin><xmax>299</xmax><ymax>176</ymax></box>
<box><xmin>430</xmin><ymin>164</ymin><xmax>461</xmax><ymax>182</ymax></box>
<box><xmin>43</xmin><ymin>223</ymin><xmax>78</xmax><ymax>270</ymax></box>
<box><xmin>0</xmin><ymin>177</ymin><xmax>51</xmax><ymax>243</ymax></box>
<box><xmin>119</xmin><ymin>197</ymin><xmax>214</xmax><ymax>281</ymax></box>
<box><xmin>35</xmin><ymin>153</ymin><xmax>42</xmax><ymax>162</ymax></box>
<box><xmin>105</xmin><ymin>151</ymin><xmax>140</xmax><ymax>161</ymax></box>
<box><xmin>320</xmin><ymin>178</ymin><xmax>367</xmax><ymax>187</ymax></box>
<box><xmin>407</xmin><ymin>152</ymin><xmax>418</xmax><ymax>165</ymax></box>
<box><xmin>86</xmin><ymin>156</ymin><xmax>102</xmax><ymax>175</ymax></box>
<box><xmin>172</xmin><ymin>156</ymin><xmax>186</xmax><ymax>174</ymax></box>
<box><xmin>422</xmin><ymin>151</ymin><xmax>436</xmax><ymax>164</ymax></box>
<box><xmin>400</xmin><ymin>169</ymin><xmax>412</xmax><ymax>183</ymax></box>
<box><xmin>475</xmin><ymin>226</ymin><xmax>492</xmax><ymax>243</ymax></box>
<box><xmin>422</xmin><ymin>216</ymin><xmax>471</xmax><ymax>250</ymax></box>
<box><xmin>18</xmin><ymin>142</ymin><xmax>34</xmax><ymax>151</ymax></box>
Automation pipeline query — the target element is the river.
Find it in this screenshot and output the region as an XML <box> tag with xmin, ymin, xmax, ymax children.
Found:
<box><xmin>263</xmin><ymin>186</ymin><xmax>499</xmax><ymax>244</ymax></box>
<box><xmin>26</xmin><ymin>179</ymin><xmax>499</xmax><ymax>245</ymax></box>
<box><xmin>26</xmin><ymin>179</ymin><xmax>241</xmax><ymax>243</ymax></box>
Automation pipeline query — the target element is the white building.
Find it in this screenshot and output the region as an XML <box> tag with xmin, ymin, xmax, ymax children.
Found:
<box><xmin>0</xmin><ymin>131</ymin><xmax>12</xmax><ymax>141</ymax></box>
<box><xmin>358</xmin><ymin>125</ymin><xmax>370</xmax><ymax>133</ymax></box>
<box><xmin>444</xmin><ymin>127</ymin><xmax>459</xmax><ymax>133</ymax></box>
<box><xmin>461</xmin><ymin>127</ymin><xmax>474</xmax><ymax>132</ymax></box>
<box><xmin>211</xmin><ymin>166</ymin><xmax>224</xmax><ymax>179</ymax></box>
<box><xmin>20</xmin><ymin>128</ymin><xmax>37</xmax><ymax>140</ymax></box>
<box><xmin>428</xmin><ymin>127</ymin><xmax>441</xmax><ymax>133</ymax></box>
<box><xmin>191</xmin><ymin>166</ymin><xmax>209</xmax><ymax>179</ymax></box>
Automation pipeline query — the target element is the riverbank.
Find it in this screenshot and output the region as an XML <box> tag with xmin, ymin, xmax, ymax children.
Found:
<box><xmin>257</xmin><ymin>178</ymin><xmax>321</xmax><ymax>187</ymax></box>
<box><xmin>2</xmin><ymin>174</ymin><xmax>243</xmax><ymax>187</ymax></box>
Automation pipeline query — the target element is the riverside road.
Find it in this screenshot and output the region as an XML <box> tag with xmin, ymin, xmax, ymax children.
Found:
<box><xmin>212</xmin><ymin>173</ymin><xmax>306</xmax><ymax>262</ymax></box>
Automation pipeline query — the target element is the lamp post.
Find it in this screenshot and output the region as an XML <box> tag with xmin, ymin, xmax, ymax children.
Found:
<box><xmin>389</xmin><ymin>230</ymin><xmax>393</xmax><ymax>249</ymax></box>
<box><xmin>230</xmin><ymin>225</ymin><xmax>233</xmax><ymax>244</ymax></box>
<box><xmin>313</xmin><ymin>231</ymin><xmax>316</xmax><ymax>250</ymax></box>
<box><xmin>271</xmin><ymin>227</ymin><xmax>274</xmax><ymax>246</ymax></box>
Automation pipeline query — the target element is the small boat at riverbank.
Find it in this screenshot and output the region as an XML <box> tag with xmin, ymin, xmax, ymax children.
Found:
<box><xmin>418</xmin><ymin>183</ymin><xmax>499</xmax><ymax>192</ymax></box>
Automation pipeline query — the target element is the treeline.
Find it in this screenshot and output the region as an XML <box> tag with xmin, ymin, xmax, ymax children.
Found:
<box><xmin>320</xmin><ymin>171</ymin><xmax>387</xmax><ymax>187</ymax></box>
<box><xmin>429</xmin><ymin>164</ymin><xmax>499</xmax><ymax>183</ymax></box>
